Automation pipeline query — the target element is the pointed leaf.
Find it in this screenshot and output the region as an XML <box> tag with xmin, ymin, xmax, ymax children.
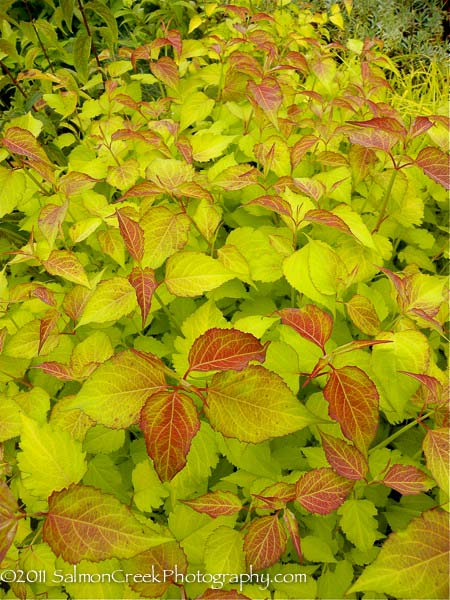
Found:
<box><xmin>58</xmin><ymin>171</ymin><xmax>98</xmax><ymax>197</ymax></box>
<box><xmin>338</xmin><ymin>499</ymin><xmax>381</xmax><ymax>552</ymax></box>
<box><xmin>243</xmin><ymin>515</ymin><xmax>287</xmax><ymax>571</ymax></box>
<box><xmin>348</xmin><ymin>509</ymin><xmax>449</xmax><ymax>599</ymax></box>
<box><xmin>150</xmin><ymin>57</ymin><xmax>179</xmax><ymax>88</ymax></box>
<box><xmin>278</xmin><ymin>305</ymin><xmax>333</xmax><ymax>353</ymax></box>
<box><xmin>320</xmin><ymin>432</ymin><xmax>368</xmax><ymax>480</ymax></box>
<box><xmin>213</xmin><ymin>164</ymin><xmax>259</xmax><ymax>190</ymax></box>
<box><xmin>116</xmin><ymin>210</ymin><xmax>144</xmax><ymax>261</ymax></box>
<box><xmin>182</xmin><ymin>491</ymin><xmax>242</xmax><ymax>517</ymax></box>
<box><xmin>31</xmin><ymin>286</ymin><xmax>57</xmax><ymax>307</ymax></box>
<box><xmin>247</xmin><ymin>77</ymin><xmax>282</xmax><ymax>123</ymax></box>
<box><xmin>75</xmin><ymin>350</ymin><xmax>166</xmax><ymax>429</ymax></box>
<box><xmin>399</xmin><ymin>372</ymin><xmax>443</xmax><ymax>405</ymax></box>
<box><xmin>43</xmin><ymin>484</ymin><xmax>172</xmax><ymax>564</ymax></box>
<box><xmin>165</xmin><ymin>252</ymin><xmax>234</xmax><ymax>297</ymax></box>
<box><xmin>290</xmin><ymin>135</ymin><xmax>318</xmax><ymax>169</ymax></box>
<box><xmin>324</xmin><ymin>366</ymin><xmax>379</xmax><ymax>452</ymax></box>
<box><xmin>296</xmin><ymin>468</ymin><xmax>354</xmax><ymax>515</ymax></box>
<box><xmin>205</xmin><ymin>365</ymin><xmax>320</xmax><ymax>443</ymax></box>
<box><xmin>304</xmin><ymin>209</ymin><xmax>353</xmax><ymax>236</ymax></box>
<box><xmin>247</xmin><ymin>195</ymin><xmax>292</xmax><ymax>217</ymax></box>
<box><xmin>78</xmin><ymin>277</ymin><xmax>137</xmax><ymax>326</ymax></box>
<box><xmin>187</xmin><ymin>328</ymin><xmax>268</xmax><ymax>375</ymax></box>
<box><xmin>283</xmin><ymin>508</ymin><xmax>302</xmax><ymax>563</ymax></box>
<box><xmin>38</xmin><ymin>202</ymin><xmax>69</xmax><ymax>246</ymax></box>
<box><xmin>128</xmin><ymin>267</ymin><xmax>158</xmax><ymax>328</ymax></box>
<box><xmin>252</xmin><ymin>482</ymin><xmax>297</xmax><ymax>510</ymax></box>
<box><xmin>43</xmin><ymin>250</ymin><xmax>90</xmax><ymax>288</ymax></box>
<box><xmin>140</xmin><ymin>390</ymin><xmax>200</xmax><ymax>481</ymax></box>
<box><xmin>346</xmin><ymin>294</ymin><xmax>380</xmax><ymax>336</ymax></box>
<box><xmin>34</xmin><ymin>361</ymin><xmax>73</xmax><ymax>381</ymax></box>
<box><xmin>2</xmin><ymin>127</ymin><xmax>49</xmax><ymax>164</ymax></box>
<box><xmin>422</xmin><ymin>428</ymin><xmax>449</xmax><ymax>492</ymax></box>
<box><xmin>0</xmin><ymin>482</ymin><xmax>18</xmax><ymax>564</ymax></box>
<box><xmin>140</xmin><ymin>207</ymin><xmax>191</xmax><ymax>269</ymax></box>
<box><xmin>415</xmin><ymin>146</ymin><xmax>450</xmax><ymax>190</ymax></box>
<box><xmin>383</xmin><ymin>464</ymin><xmax>433</xmax><ymax>495</ymax></box>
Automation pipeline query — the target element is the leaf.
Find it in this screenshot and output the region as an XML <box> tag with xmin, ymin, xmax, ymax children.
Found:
<box><xmin>320</xmin><ymin>432</ymin><xmax>368</xmax><ymax>480</ymax></box>
<box><xmin>2</xmin><ymin>127</ymin><xmax>49</xmax><ymax>164</ymax></box>
<box><xmin>205</xmin><ymin>365</ymin><xmax>320</xmax><ymax>443</ymax></box>
<box><xmin>198</xmin><ymin>590</ymin><xmax>251</xmax><ymax>600</ymax></box>
<box><xmin>75</xmin><ymin>349</ymin><xmax>166</xmax><ymax>429</ymax></box>
<box><xmin>77</xmin><ymin>277</ymin><xmax>137</xmax><ymax>326</ymax></box>
<box><xmin>283</xmin><ymin>508</ymin><xmax>303</xmax><ymax>563</ymax></box>
<box><xmin>121</xmin><ymin>541</ymin><xmax>187</xmax><ymax>598</ymax></box>
<box><xmin>140</xmin><ymin>390</ymin><xmax>200</xmax><ymax>481</ymax></box>
<box><xmin>247</xmin><ymin>77</ymin><xmax>282</xmax><ymax>124</ymax></box>
<box><xmin>107</xmin><ymin>159</ymin><xmax>140</xmax><ymax>191</ymax></box>
<box><xmin>296</xmin><ymin>468</ymin><xmax>353</xmax><ymax>515</ymax></box>
<box><xmin>346</xmin><ymin>294</ymin><xmax>380</xmax><ymax>336</ymax></box>
<box><xmin>422</xmin><ymin>428</ymin><xmax>449</xmax><ymax>492</ymax></box>
<box><xmin>415</xmin><ymin>147</ymin><xmax>450</xmax><ymax>190</ymax></box>
<box><xmin>277</xmin><ymin>305</ymin><xmax>333</xmax><ymax>353</ymax></box>
<box><xmin>243</xmin><ymin>515</ymin><xmax>287</xmax><ymax>571</ymax></box>
<box><xmin>182</xmin><ymin>491</ymin><xmax>242</xmax><ymax>518</ymax></box>
<box><xmin>128</xmin><ymin>267</ymin><xmax>158</xmax><ymax>328</ymax></box>
<box><xmin>39</xmin><ymin>202</ymin><xmax>69</xmax><ymax>246</ymax></box>
<box><xmin>187</xmin><ymin>328</ymin><xmax>268</xmax><ymax>375</ymax></box>
<box><xmin>43</xmin><ymin>250</ymin><xmax>90</xmax><ymax>288</ymax></box>
<box><xmin>150</xmin><ymin>57</ymin><xmax>179</xmax><ymax>88</ymax></box>
<box><xmin>38</xmin><ymin>310</ymin><xmax>60</xmax><ymax>355</ymax></box>
<box><xmin>43</xmin><ymin>484</ymin><xmax>172</xmax><ymax>564</ymax></box>
<box><xmin>140</xmin><ymin>207</ymin><xmax>190</xmax><ymax>269</ymax></box>
<box><xmin>73</xmin><ymin>33</ymin><xmax>91</xmax><ymax>83</ymax></box>
<box><xmin>0</xmin><ymin>482</ymin><xmax>18</xmax><ymax>564</ymax></box>
<box><xmin>303</xmin><ymin>209</ymin><xmax>353</xmax><ymax>236</ymax></box>
<box><xmin>58</xmin><ymin>171</ymin><xmax>98</xmax><ymax>197</ymax></box>
<box><xmin>338</xmin><ymin>499</ymin><xmax>381</xmax><ymax>552</ymax></box>
<box><xmin>116</xmin><ymin>210</ymin><xmax>144</xmax><ymax>261</ymax></box>
<box><xmin>383</xmin><ymin>464</ymin><xmax>433</xmax><ymax>496</ymax></box>
<box><xmin>165</xmin><ymin>252</ymin><xmax>234</xmax><ymax>297</ymax></box>
<box><xmin>18</xmin><ymin>416</ymin><xmax>86</xmax><ymax>497</ymax></box>
<box><xmin>212</xmin><ymin>163</ymin><xmax>259</xmax><ymax>190</ymax></box>
<box><xmin>324</xmin><ymin>366</ymin><xmax>379</xmax><ymax>452</ymax></box>
<box><xmin>247</xmin><ymin>194</ymin><xmax>292</xmax><ymax>217</ymax></box>
<box><xmin>348</xmin><ymin>509</ymin><xmax>449</xmax><ymax>599</ymax></box>
<box><xmin>179</xmin><ymin>91</ymin><xmax>215</xmax><ymax>131</ymax></box>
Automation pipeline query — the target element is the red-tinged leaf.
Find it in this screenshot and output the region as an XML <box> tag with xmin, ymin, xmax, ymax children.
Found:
<box><xmin>247</xmin><ymin>195</ymin><xmax>292</xmax><ymax>217</ymax></box>
<box><xmin>293</xmin><ymin>177</ymin><xmax>325</xmax><ymax>202</ymax></box>
<box><xmin>43</xmin><ymin>250</ymin><xmax>90</xmax><ymax>288</ymax></box>
<box><xmin>400</xmin><ymin>372</ymin><xmax>443</xmax><ymax>405</ymax></box>
<box><xmin>197</xmin><ymin>590</ymin><xmax>251</xmax><ymax>600</ymax></box>
<box><xmin>348</xmin><ymin>145</ymin><xmax>377</xmax><ymax>184</ymax></box>
<box><xmin>277</xmin><ymin>305</ymin><xmax>333</xmax><ymax>353</ymax></box>
<box><xmin>304</xmin><ymin>209</ymin><xmax>353</xmax><ymax>236</ymax></box>
<box><xmin>324</xmin><ymin>366</ymin><xmax>379</xmax><ymax>452</ymax></box>
<box><xmin>383</xmin><ymin>464</ymin><xmax>433</xmax><ymax>496</ymax></box>
<box><xmin>31</xmin><ymin>286</ymin><xmax>57</xmax><ymax>307</ymax></box>
<box><xmin>286</xmin><ymin>50</ymin><xmax>309</xmax><ymax>73</ymax></box>
<box><xmin>182</xmin><ymin>491</ymin><xmax>242</xmax><ymax>517</ymax></box>
<box><xmin>39</xmin><ymin>310</ymin><xmax>60</xmax><ymax>354</ymax></box>
<box><xmin>410</xmin><ymin>116</ymin><xmax>433</xmax><ymax>139</ymax></box>
<box><xmin>243</xmin><ymin>515</ymin><xmax>287</xmax><ymax>571</ymax></box>
<box><xmin>187</xmin><ymin>328</ymin><xmax>268</xmax><ymax>376</ymax></box>
<box><xmin>62</xmin><ymin>285</ymin><xmax>92</xmax><ymax>322</ymax></box>
<box><xmin>415</xmin><ymin>146</ymin><xmax>450</xmax><ymax>190</ymax></box>
<box><xmin>315</xmin><ymin>151</ymin><xmax>348</xmax><ymax>167</ymax></box>
<box><xmin>379</xmin><ymin>265</ymin><xmax>405</xmax><ymax>297</ymax></box>
<box><xmin>229</xmin><ymin>51</ymin><xmax>264</xmax><ymax>79</ymax></box>
<box><xmin>140</xmin><ymin>390</ymin><xmax>200</xmax><ymax>481</ymax></box>
<box><xmin>213</xmin><ymin>163</ymin><xmax>260</xmax><ymax>191</ymax></box>
<box><xmin>34</xmin><ymin>361</ymin><xmax>73</xmax><ymax>381</ymax></box>
<box><xmin>290</xmin><ymin>135</ymin><xmax>318</xmax><ymax>168</ymax></box>
<box><xmin>38</xmin><ymin>202</ymin><xmax>68</xmax><ymax>244</ymax></box>
<box><xmin>283</xmin><ymin>508</ymin><xmax>302</xmax><ymax>563</ymax></box>
<box><xmin>320</xmin><ymin>432</ymin><xmax>368</xmax><ymax>480</ymax></box>
<box><xmin>0</xmin><ymin>481</ymin><xmax>19</xmax><ymax>564</ymax></box>
<box><xmin>2</xmin><ymin>127</ymin><xmax>49</xmax><ymax>164</ymax></box>
<box><xmin>58</xmin><ymin>172</ymin><xmax>98</xmax><ymax>196</ymax></box>
<box><xmin>26</xmin><ymin>157</ymin><xmax>56</xmax><ymax>184</ymax></box>
<box><xmin>176</xmin><ymin>136</ymin><xmax>193</xmax><ymax>164</ymax></box>
<box><xmin>128</xmin><ymin>267</ymin><xmax>158</xmax><ymax>328</ymax></box>
<box><xmin>296</xmin><ymin>468</ymin><xmax>354</xmax><ymax>515</ymax></box>
<box><xmin>247</xmin><ymin>77</ymin><xmax>282</xmax><ymax>121</ymax></box>
<box><xmin>346</xmin><ymin>294</ymin><xmax>381</xmax><ymax>336</ymax></box>
<box><xmin>121</xmin><ymin>541</ymin><xmax>187</xmax><ymax>599</ymax></box>
<box><xmin>176</xmin><ymin>181</ymin><xmax>212</xmax><ymax>201</ymax></box>
<box><xmin>43</xmin><ymin>484</ymin><xmax>171</xmax><ymax>563</ymax></box>
<box><xmin>118</xmin><ymin>181</ymin><xmax>162</xmax><ymax>201</ymax></box>
<box><xmin>150</xmin><ymin>57</ymin><xmax>179</xmax><ymax>88</ymax></box>
<box><xmin>116</xmin><ymin>209</ymin><xmax>144</xmax><ymax>262</ymax></box>
<box><xmin>348</xmin><ymin>117</ymin><xmax>407</xmax><ymax>137</ymax></box>
<box><xmin>252</xmin><ymin>482</ymin><xmax>296</xmax><ymax>510</ymax></box>
<box><xmin>348</xmin><ymin>128</ymin><xmax>400</xmax><ymax>153</ymax></box>
<box><xmin>422</xmin><ymin>428</ymin><xmax>449</xmax><ymax>492</ymax></box>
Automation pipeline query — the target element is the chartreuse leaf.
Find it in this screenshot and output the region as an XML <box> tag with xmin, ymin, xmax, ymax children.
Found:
<box><xmin>349</xmin><ymin>509</ymin><xmax>449</xmax><ymax>599</ymax></box>
<box><xmin>132</xmin><ymin>459</ymin><xmax>169</xmax><ymax>511</ymax></box>
<box><xmin>43</xmin><ymin>484</ymin><xmax>172</xmax><ymax>563</ymax></box>
<box><xmin>205</xmin><ymin>525</ymin><xmax>246</xmax><ymax>573</ymax></box>
<box><xmin>182</xmin><ymin>491</ymin><xmax>242</xmax><ymax>517</ymax></box>
<box><xmin>0</xmin><ymin>396</ymin><xmax>22</xmax><ymax>441</ymax></box>
<box><xmin>422</xmin><ymin>428</ymin><xmax>449</xmax><ymax>493</ymax></box>
<box><xmin>179</xmin><ymin>91</ymin><xmax>215</xmax><ymax>131</ymax></box>
<box><xmin>0</xmin><ymin>168</ymin><xmax>26</xmax><ymax>218</ymax></box>
<box><xmin>75</xmin><ymin>350</ymin><xmax>166</xmax><ymax>429</ymax></box>
<box><xmin>338</xmin><ymin>499</ymin><xmax>382</xmax><ymax>552</ymax></box>
<box><xmin>205</xmin><ymin>365</ymin><xmax>320</xmax><ymax>443</ymax></box>
<box><xmin>77</xmin><ymin>277</ymin><xmax>137</xmax><ymax>327</ymax></box>
<box><xmin>54</xmin><ymin>557</ymin><xmax>125</xmax><ymax>600</ymax></box>
<box><xmin>140</xmin><ymin>207</ymin><xmax>191</xmax><ymax>269</ymax></box>
<box><xmin>18</xmin><ymin>416</ymin><xmax>86</xmax><ymax>498</ymax></box>
<box><xmin>226</xmin><ymin>227</ymin><xmax>285</xmax><ymax>282</ymax></box>
<box><xmin>43</xmin><ymin>250</ymin><xmax>90</xmax><ymax>288</ymax></box>
<box><xmin>165</xmin><ymin>252</ymin><xmax>234</xmax><ymax>297</ymax></box>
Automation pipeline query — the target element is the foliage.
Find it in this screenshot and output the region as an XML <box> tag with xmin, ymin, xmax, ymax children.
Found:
<box><xmin>0</xmin><ymin>1</ymin><xmax>449</xmax><ymax>599</ymax></box>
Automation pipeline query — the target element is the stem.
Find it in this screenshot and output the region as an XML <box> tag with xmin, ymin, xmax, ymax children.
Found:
<box><xmin>77</xmin><ymin>0</ymin><xmax>102</xmax><ymax>73</ymax></box>
<box><xmin>23</xmin><ymin>0</ymin><xmax>55</xmax><ymax>74</ymax></box>
<box><xmin>0</xmin><ymin>59</ymin><xmax>28</xmax><ymax>99</ymax></box>
<box><xmin>372</xmin><ymin>169</ymin><xmax>397</xmax><ymax>234</ymax></box>
<box><xmin>152</xmin><ymin>289</ymin><xmax>183</xmax><ymax>337</ymax></box>
<box><xmin>369</xmin><ymin>411</ymin><xmax>433</xmax><ymax>455</ymax></box>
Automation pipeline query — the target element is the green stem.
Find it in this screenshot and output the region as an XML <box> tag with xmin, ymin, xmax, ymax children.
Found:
<box><xmin>152</xmin><ymin>289</ymin><xmax>183</xmax><ymax>337</ymax></box>
<box><xmin>372</xmin><ymin>169</ymin><xmax>397</xmax><ymax>234</ymax></box>
<box><xmin>369</xmin><ymin>411</ymin><xmax>433</xmax><ymax>455</ymax></box>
